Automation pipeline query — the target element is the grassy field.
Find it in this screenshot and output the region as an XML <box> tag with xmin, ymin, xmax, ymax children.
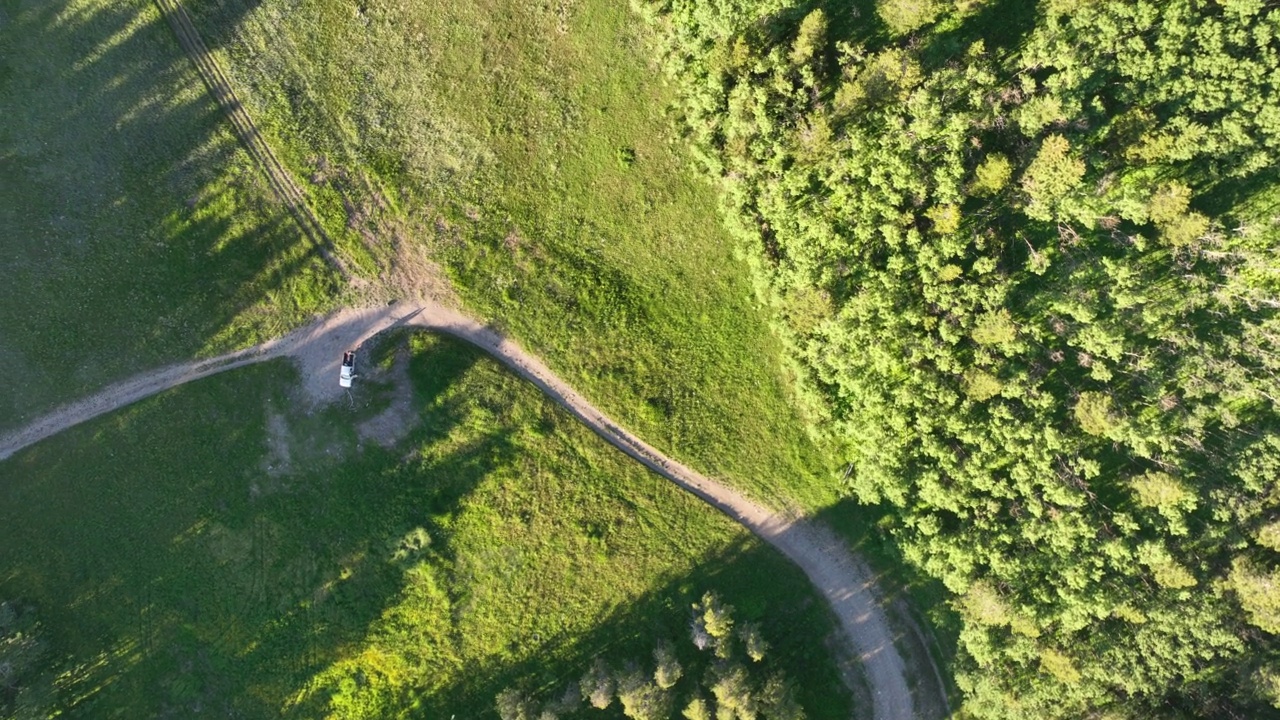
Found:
<box><xmin>0</xmin><ymin>0</ymin><xmax>338</xmax><ymax>431</ymax></box>
<box><xmin>0</xmin><ymin>0</ymin><xmax>959</xmax><ymax>711</ymax></box>
<box><xmin>182</xmin><ymin>0</ymin><xmax>842</xmax><ymax>511</ymax></box>
<box><xmin>0</xmin><ymin>334</ymin><xmax>850</xmax><ymax>718</ymax></box>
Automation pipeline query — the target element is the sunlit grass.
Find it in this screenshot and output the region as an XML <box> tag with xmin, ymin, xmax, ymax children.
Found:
<box><xmin>187</xmin><ymin>0</ymin><xmax>842</xmax><ymax>511</ymax></box>
<box><xmin>0</xmin><ymin>0</ymin><xmax>339</xmax><ymax>430</ymax></box>
<box><xmin>0</xmin><ymin>335</ymin><xmax>850</xmax><ymax>718</ymax></box>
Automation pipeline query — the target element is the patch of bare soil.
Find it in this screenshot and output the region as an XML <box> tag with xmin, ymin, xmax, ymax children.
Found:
<box><xmin>357</xmin><ymin>346</ymin><xmax>419</xmax><ymax>449</ymax></box>
<box><xmin>260</xmin><ymin>408</ymin><xmax>294</xmax><ymax>479</ymax></box>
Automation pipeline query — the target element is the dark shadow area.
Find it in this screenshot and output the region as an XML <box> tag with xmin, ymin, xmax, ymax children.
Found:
<box><xmin>1196</xmin><ymin>164</ymin><xmax>1280</xmax><ymax>221</ymax></box>
<box><xmin>0</xmin><ymin>0</ymin><xmax>335</xmax><ymax>433</ymax></box>
<box><xmin>756</xmin><ymin>0</ymin><xmax>1039</xmax><ymax>69</ymax></box>
<box><xmin>0</xmin><ymin>333</ymin><xmax>853</xmax><ymax>719</ymax></box>
<box><xmin>919</xmin><ymin>0</ymin><xmax>1041</xmax><ymax>68</ymax></box>
<box><xmin>813</xmin><ymin>498</ymin><xmax>961</xmax><ymax>711</ymax></box>
<box><xmin>750</xmin><ymin>0</ymin><xmax>882</xmax><ymax>54</ymax></box>
<box><xmin>418</xmin><ymin>538</ymin><xmax>851</xmax><ymax>720</ymax></box>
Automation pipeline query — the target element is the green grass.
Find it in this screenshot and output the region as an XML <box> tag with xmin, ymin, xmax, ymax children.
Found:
<box><xmin>1</xmin><ymin>0</ymin><xmax>959</xmax><ymax>711</ymax></box>
<box><xmin>0</xmin><ymin>0</ymin><xmax>339</xmax><ymax>431</ymax></box>
<box><xmin>185</xmin><ymin>0</ymin><xmax>842</xmax><ymax>511</ymax></box>
<box><xmin>0</xmin><ymin>335</ymin><xmax>850</xmax><ymax>718</ymax></box>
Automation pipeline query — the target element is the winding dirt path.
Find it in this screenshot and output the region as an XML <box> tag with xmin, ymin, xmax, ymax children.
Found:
<box><xmin>0</xmin><ymin>302</ymin><xmax>934</xmax><ymax>720</ymax></box>
<box><xmin>21</xmin><ymin>4</ymin><xmax>948</xmax><ymax>717</ymax></box>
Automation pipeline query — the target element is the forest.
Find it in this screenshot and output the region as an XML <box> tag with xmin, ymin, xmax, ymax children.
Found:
<box><xmin>636</xmin><ymin>0</ymin><xmax>1280</xmax><ymax>716</ymax></box>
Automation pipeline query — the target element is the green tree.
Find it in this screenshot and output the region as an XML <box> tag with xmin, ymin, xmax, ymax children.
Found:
<box><xmin>684</xmin><ymin>695</ymin><xmax>713</xmax><ymax>720</ymax></box>
<box><xmin>1229</xmin><ymin>558</ymin><xmax>1280</xmax><ymax>633</ymax></box>
<box><xmin>789</xmin><ymin>9</ymin><xmax>827</xmax><ymax>66</ymax></box>
<box><xmin>708</xmin><ymin>663</ymin><xmax>757</xmax><ymax>720</ymax></box>
<box><xmin>615</xmin><ymin>666</ymin><xmax>671</xmax><ymax>720</ymax></box>
<box><xmin>876</xmin><ymin>0</ymin><xmax>941</xmax><ymax>35</ymax></box>
<box><xmin>496</xmin><ymin>688</ymin><xmax>534</xmax><ymax>720</ymax></box>
<box><xmin>1074</xmin><ymin>392</ymin><xmax>1120</xmax><ymax>438</ymax></box>
<box><xmin>1021</xmin><ymin>134</ymin><xmax>1085</xmax><ymax>221</ymax></box>
<box><xmin>738</xmin><ymin>623</ymin><xmax>768</xmax><ymax>662</ymax></box>
<box><xmin>654</xmin><ymin>641</ymin><xmax>684</xmax><ymax>689</ymax></box>
<box><xmin>972</xmin><ymin>154</ymin><xmax>1012</xmax><ymax>196</ymax></box>
<box><xmin>580</xmin><ymin>657</ymin><xmax>615</xmax><ymax>709</ymax></box>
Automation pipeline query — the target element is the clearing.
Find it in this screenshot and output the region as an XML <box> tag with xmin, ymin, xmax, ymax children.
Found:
<box><xmin>0</xmin><ymin>333</ymin><xmax>853</xmax><ymax>718</ymax></box>
<box><xmin>0</xmin><ymin>0</ymin><xmax>339</xmax><ymax>430</ymax></box>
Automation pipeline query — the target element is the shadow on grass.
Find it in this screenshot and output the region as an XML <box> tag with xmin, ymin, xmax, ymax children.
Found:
<box><xmin>0</xmin><ymin>0</ymin><xmax>335</xmax><ymax>430</ymax></box>
<box><xmin>0</xmin><ymin>334</ymin><xmax>855</xmax><ymax>718</ymax></box>
<box><xmin>0</xmin><ymin>337</ymin><xmax>480</xmax><ymax>716</ymax></box>
<box><xmin>419</xmin><ymin>537</ymin><xmax>851</xmax><ymax>720</ymax></box>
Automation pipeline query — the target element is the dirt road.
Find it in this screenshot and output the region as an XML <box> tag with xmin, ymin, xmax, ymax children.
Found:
<box><xmin>0</xmin><ymin>302</ymin><xmax>938</xmax><ymax>720</ymax></box>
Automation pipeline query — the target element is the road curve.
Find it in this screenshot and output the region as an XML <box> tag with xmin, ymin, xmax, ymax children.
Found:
<box><xmin>0</xmin><ymin>302</ymin><xmax>928</xmax><ymax>720</ymax></box>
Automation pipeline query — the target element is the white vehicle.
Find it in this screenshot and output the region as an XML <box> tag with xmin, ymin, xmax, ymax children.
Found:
<box><xmin>340</xmin><ymin>351</ymin><xmax>356</xmax><ymax>388</ymax></box>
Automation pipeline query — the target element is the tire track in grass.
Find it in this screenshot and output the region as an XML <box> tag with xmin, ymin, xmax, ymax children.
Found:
<box><xmin>1</xmin><ymin>302</ymin><xmax>945</xmax><ymax>720</ymax></box>
<box><xmin>50</xmin><ymin>3</ymin><xmax>945</xmax><ymax>717</ymax></box>
<box><xmin>153</xmin><ymin>0</ymin><xmax>350</xmax><ymax>280</ymax></box>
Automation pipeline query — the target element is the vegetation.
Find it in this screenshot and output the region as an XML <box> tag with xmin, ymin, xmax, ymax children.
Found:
<box><xmin>0</xmin><ymin>601</ymin><xmax>53</xmax><ymax>719</ymax></box>
<box><xmin>0</xmin><ymin>335</ymin><xmax>849</xmax><ymax>718</ymax></box>
<box><xmin>0</xmin><ymin>0</ymin><xmax>338</xmax><ymax>429</ymax></box>
<box><xmin>497</xmin><ymin>591</ymin><xmax>805</xmax><ymax>720</ymax></box>
<box><xmin>4</xmin><ymin>1</ymin><xmax>953</xmax><ymax>716</ymax></box>
<box><xmin>638</xmin><ymin>0</ymin><xmax>1280</xmax><ymax>716</ymax></box>
<box><xmin>182</xmin><ymin>0</ymin><xmax>842</xmax><ymax>509</ymax></box>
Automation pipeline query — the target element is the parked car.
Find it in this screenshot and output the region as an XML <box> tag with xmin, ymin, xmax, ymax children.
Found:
<box><xmin>340</xmin><ymin>351</ymin><xmax>356</xmax><ymax>388</ymax></box>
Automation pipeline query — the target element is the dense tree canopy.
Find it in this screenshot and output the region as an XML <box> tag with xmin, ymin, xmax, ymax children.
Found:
<box><xmin>636</xmin><ymin>0</ymin><xmax>1280</xmax><ymax>716</ymax></box>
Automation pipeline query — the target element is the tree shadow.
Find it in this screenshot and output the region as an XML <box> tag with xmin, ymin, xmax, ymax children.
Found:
<box><xmin>179</xmin><ymin>0</ymin><xmax>266</xmax><ymax>53</ymax></box>
<box><xmin>918</xmin><ymin>0</ymin><xmax>1041</xmax><ymax>67</ymax></box>
<box><xmin>0</xmin><ymin>0</ymin><xmax>336</xmax><ymax>433</ymax></box>
<box><xmin>0</xmin><ymin>333</ymin><xmax>861</xmax><ymax>719</ymax></box>
<box><xmin>419</xmin><ymin>538</ymin><xmax>852</xmax><ymax>720</ymax></box>
<box><xmin>1194</xmin><ymin>163</ymin><xmax>1280</xmax><ymax>221</ymax></box>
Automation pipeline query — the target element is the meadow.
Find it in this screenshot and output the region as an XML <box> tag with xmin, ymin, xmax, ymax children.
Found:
<box><xmin>0</xmin><ymin>0</ymin><xmax>960</xmax><ymax>714</ymax></box>
<box><xmin>0</xmin><ymin>0</ymin><xmax>338</xmax><ymax>431</ymax></box>
<box><xmin>0</xmin><ymin>334</ymin><xmax>850</xmax><ymax>718</ymax></box>
<box><xmin>184</xmin><ymin>0</ymin><xmax>843</xmax><ymax>511</ymax></box>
